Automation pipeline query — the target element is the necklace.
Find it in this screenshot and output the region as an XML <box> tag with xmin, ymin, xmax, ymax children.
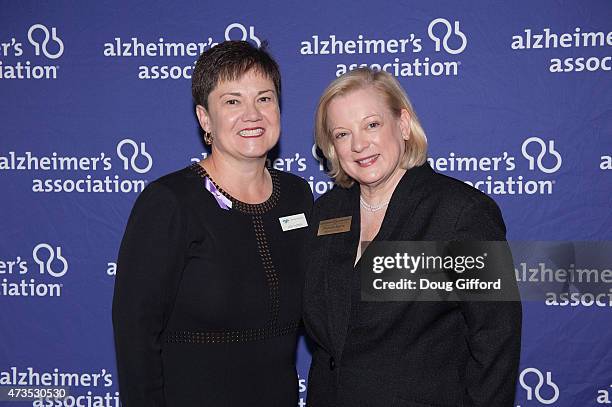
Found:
<box><xmin>360</xmin><ymin>195</ymin><xmax>390</xmax><ymax>212</ymax></box>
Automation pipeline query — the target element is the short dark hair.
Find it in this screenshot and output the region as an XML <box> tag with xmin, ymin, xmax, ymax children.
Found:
<box><xmin>191</xmin><ymin>40</ymin><xmax>281</xmax><ymax>109</ymax></box>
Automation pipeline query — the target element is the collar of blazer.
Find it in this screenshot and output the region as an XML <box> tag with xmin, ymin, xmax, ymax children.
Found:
<box><xmin>373</xmin><ymin>162</ymin><xmax>434</xmax><ymax>243</ymax></box>
<box><xmin>325</xmin><ymin>162</ymin><xmax>435</xmax><ymax>359</ymax></box>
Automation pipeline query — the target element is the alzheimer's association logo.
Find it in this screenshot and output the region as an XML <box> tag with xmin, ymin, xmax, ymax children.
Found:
<box><xmin>27</xmin><ymin>24</ymin><xmax>64</xmax><ymax>59</ymax></box>
<box><xmin>428</xmin><ymin>18</ymin><xmax>467</xmax><ymax>55</ymax></box>
<box><xmin>224</xmin><ymin>23</ymin><xmax>261</xmax><ymax>47</ymax></box>
<box><xmin>521</xmin><ymin>137</ymin><xmax>562</xmax><ymax>174</ymax></box>
<box><xmin>519</xmin><ymin>367</ymin><xmax>560</xmax><ymax>405</ymax></box>
<box><xmin>32</xmin><ymin>243</ymin><xmax>68</xmax><ymax>278</ymax></box>
<box><xmin>116</xmin><ymin>139</ymin><xmax>153</xmax><ymax>174</ymax></box>
<box><xmin>1</xmin><ymin>23</ymin><xmax>64</xmax><ymax>80</ymax></box>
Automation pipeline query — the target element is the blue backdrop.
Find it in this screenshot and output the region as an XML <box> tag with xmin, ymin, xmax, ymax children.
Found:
<box><xmin>1</xmin><ymin>1</ymin><xmax>611</xmax><ymax>406</ymax></box>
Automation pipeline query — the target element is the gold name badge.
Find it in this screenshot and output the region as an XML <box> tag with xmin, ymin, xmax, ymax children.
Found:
<box><xmin>317</xmin><ymin>216</ymin><xmax>352</xmax><ymax>236</ymax></box>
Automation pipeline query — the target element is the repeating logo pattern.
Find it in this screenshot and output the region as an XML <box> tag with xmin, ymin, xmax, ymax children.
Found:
<box><xmin>519</xmin><ymin>368</ymin><xmax>560</xmax><ymax>405</ymax></box>
<box><xmin>428</xmin><ymin>18</ymin><xmax>468</xmax><ymax>55</ymax></box>
<box><xmin>511</xmin><ymin>27</ymin><xmax>612</xmax><ymax>73</ymax></box>
<box><xmin>0</xmin><ymin>23</ymin><xmax>63</xmax><ymax>79</ymax></box>
<box><xmin>32</xmin><ymin>243</ymin><xmax>68</xmax><ymax>278</ymax></box>
<box><xmin>428</xmin><ymin>137</ymin><xmax>562</xmax><ymax>195</ymax></box>
<box><xmin>0</xmin><ymin>138</ymin><xmax>152</xmax><ymax>193</ymax></box>
<box><xmin>521</xmin><ymin>137</ymin><xmax>562</xmax><ymax>174</ymax></box>
<box><xmin>27</xmin><ymin>24</ymin><xmax>64</xmax><ymax>59</ymax></box>
<box><xmin>103</xmin><ymin>22</ymin><xmax>262</xmax><ymax>79</ymax></box>
<box><xmin>1</xmin><ymin>243</ymin><xmax>68</xmax><ymax>297</ymax></box>
<box><xmin>300</xmin><ymin>17</ymin><xmax>467</xmax><ymax>77</ymax></box>
<box><xmin>116</xmin><ymin>139</ymin><xmax>154</xmax><ymax>174</ymax></box>
<box><xmin>0</xmin><ymin>7</ymin><xmax>609</xmax><ymax>407</ymax></box>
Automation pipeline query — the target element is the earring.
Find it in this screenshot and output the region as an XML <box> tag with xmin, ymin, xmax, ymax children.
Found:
<box><xmin>203</xmin><ymin>131</ymin><xmax>214</xmax><ymax>145</ymax></box>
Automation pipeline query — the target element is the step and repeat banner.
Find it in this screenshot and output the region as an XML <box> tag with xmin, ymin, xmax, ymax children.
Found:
<box><xmin>1</xmin><ymin>1</ymin><xmax>610</xmax><ymax>406</ymax></box>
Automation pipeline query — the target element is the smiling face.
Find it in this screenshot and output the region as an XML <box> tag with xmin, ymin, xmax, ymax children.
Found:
<box><xmin>196</xmin><ymin>69</ymin><xmax>280</xmax><ymax>161</ymax></box>
<box><xmin>327</xmin><ymin>86</ymin><xmax>411</xmax><ymax>189</ymax></box>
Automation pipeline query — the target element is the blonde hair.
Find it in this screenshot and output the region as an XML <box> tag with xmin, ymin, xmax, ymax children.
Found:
<box><xmin>314</xmin><ymin>68</ymin><xmax>428</xmax><ymax>188</ymax></box>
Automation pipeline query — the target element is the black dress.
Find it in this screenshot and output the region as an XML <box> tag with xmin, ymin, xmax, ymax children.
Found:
<box><xmin>112</xmin><ymin>163</ymin><xmax>313</xmax><ymax>406</ymax></box>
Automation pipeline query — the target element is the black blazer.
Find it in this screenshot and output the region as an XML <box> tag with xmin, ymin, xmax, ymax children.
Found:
<box><xmin>303</xmin><ymin>163</ymin><xmax>521</xmax><ymax>407</ymax></box>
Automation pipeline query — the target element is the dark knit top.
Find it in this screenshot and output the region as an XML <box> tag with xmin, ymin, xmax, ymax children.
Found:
<box><xmin>113</xmin><ymin>164</ymin><xmax>313</xmax><ymax>406</ymax></box>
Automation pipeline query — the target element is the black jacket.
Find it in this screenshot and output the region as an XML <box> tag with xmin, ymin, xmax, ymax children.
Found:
<box><xmin>303</xmin><ymin>163</ymin><xmax>521</xmax><ymax>407</ymax></box>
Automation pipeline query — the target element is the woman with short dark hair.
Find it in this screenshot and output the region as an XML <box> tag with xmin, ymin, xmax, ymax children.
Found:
<box><xmin>112</xmin><ymin>41</ymin><xmax>313</xmax><ymax>406</ymax></box>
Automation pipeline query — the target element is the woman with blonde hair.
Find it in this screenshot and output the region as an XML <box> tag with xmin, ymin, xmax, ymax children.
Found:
<box><xmin>303</xmin><ymin>67</ymin><xmax>521</xmax><ymax>406</ymax></box>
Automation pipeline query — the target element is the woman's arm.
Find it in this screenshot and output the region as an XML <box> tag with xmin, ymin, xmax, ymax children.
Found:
<box><xmin>455</xmin><ymin>197</ymin><xmax>522</xmax><ymax>407</ymax></box>
<box><xmin>112</xmin><ymin>182</ymin><xmax>187</xmax><ymax>407</ymax></box>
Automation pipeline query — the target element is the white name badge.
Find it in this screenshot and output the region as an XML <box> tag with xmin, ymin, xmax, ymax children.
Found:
<box><xmin>279</xmin><ymin>213</ymin><xmax>308</xmax><ymax>232</ymax></box>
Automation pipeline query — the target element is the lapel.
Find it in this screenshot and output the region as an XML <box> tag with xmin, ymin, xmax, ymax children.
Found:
<box><xmin>325</xmin><ymin>163</ymin><xmax>434</xmax><ymax>359</ymax></box>
<box><xmin>375</xmin><ymin>163</ymin><xmax>432</xmax><ymax>242</ymax></box>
